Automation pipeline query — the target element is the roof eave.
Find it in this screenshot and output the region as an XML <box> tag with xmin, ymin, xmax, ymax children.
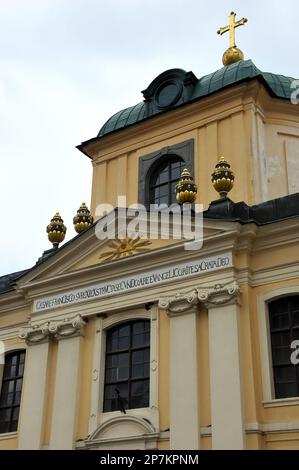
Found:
<box><xmin>76</xmin><ymin>74</ymin><xmax>290</xmax><ymax>158</ymax></box>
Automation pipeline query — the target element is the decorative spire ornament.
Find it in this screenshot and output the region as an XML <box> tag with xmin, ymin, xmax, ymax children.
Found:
<box><xmin>73</xmin><ymin>202</ymin><xmax>94</xmax><ymax>234</ymax></box>
<box><xmin>175</xmin><ymin>168</ymin><xmax>198</xmax><ymax>204</ymax></box>
<box><xmin>211</xmin><ymin>156</ymin><xmax>235</xmax><ymax>198</ymax></box>
<box><xmin>217</xmin><ymin>11</ymin><xmax>248</xmax><ymax>66</ymax></box>
<box><xmin>47</xmin><ymin>213</ymin><xmax>67</xmax><ymax>249</ymax></box>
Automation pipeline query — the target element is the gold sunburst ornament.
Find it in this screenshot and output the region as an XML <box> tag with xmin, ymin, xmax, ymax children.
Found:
<box><xmin>99</xmin><ymin>237</ymin><xmax>152</xmax><ymax>261</ymax></box>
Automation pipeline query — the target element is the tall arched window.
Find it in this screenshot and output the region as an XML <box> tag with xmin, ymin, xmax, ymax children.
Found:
<box><xmin>149</xmin><ymin>157</ymin><xmax>184</xmax><ymax>205</ymax></box>
<box><xmin>103</xmin><ymin>320</ymin><xmax>150</xmax><ymax>412</ymax></box>
<box><xmin>269</xmin><ymin>296</ymin><xmax>299</xmax><ymax>399</ymax></box>
<box><xmin>0</xmin><ymin>350</ymin><xmax>26</xmax><ymax>433</ymax></box>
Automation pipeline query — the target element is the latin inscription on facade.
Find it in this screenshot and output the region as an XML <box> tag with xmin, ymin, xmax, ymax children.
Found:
<box><xmin>33</xmin><ymin>253</ymin><xmax>232</xmax><ymax>312</ymax></box>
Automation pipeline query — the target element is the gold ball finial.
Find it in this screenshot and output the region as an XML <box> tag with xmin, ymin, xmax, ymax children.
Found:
<box><xmin>73</xmin><ymin>202</ymin><xmax>94</xmax><ymax>234</ymax></box>
<box><xmin>47</xmin><ymin>212</ymin><xmax>67</xmax><ymax>248</ymax></box>
<box><xmin>175</xmin><ymin>168</ymin><xmax>198</xmax><ymax>204</ymax></box>
<box><xmin>211</xmin><ymin>156</ymin><xmax>235</xmax><ymax>198</ymax></box>
<box><xmin>222</xmin><ymin>47</ymin><xmax>244</xmax><ymax>66</ymax></box>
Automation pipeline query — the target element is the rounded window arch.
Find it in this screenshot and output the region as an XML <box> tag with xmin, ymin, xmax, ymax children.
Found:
<box><xmin>149</xmin><ymin>156</ymin><xmax>185</xmax><ymax>205</ymax></box>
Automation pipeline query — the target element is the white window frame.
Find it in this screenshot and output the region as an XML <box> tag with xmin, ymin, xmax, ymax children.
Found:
<box><xmin>258</xmin><ymin>286</ymin><xmax>299</xmax><ymax>406</ymax></box>
<box><xmin>88</xmin><ymin>304</ymin><xmax>159</xmax><ymax>435</ymax></box>
<box><xmin>0</xmin><ymin>342</ymin><xmax>27</xmax><ymax>438</ymax></box>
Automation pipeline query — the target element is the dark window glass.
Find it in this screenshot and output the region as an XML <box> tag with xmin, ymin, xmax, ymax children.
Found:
<box><xmin>0</xmin><ymin>351</ymin><xmax>25</xmax><ymax>433</ymax></box>
<box><xmin>103</xmin><ymin>320</ymin><xmax>150</xmax><ymax>412</ymax></box>
<box><xmin>269</xmin><ymin>296</ymin><xmax>299</xmax><ymax>399</ymax></box>
<box><xmin>149</xmin><ymin>157</ymin><xmax>184</xmax><ymax>206</ymax></box>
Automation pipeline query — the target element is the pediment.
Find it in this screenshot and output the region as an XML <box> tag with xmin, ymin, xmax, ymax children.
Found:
<box><xmin>16</xmin><ymin>214</ymin><xmax>237</xmax><ymax>287</ymax></box>
<box><xmin>85</xmin><ymin>415</ymin><xmax>158</xmax><ymax>450</ymax></box>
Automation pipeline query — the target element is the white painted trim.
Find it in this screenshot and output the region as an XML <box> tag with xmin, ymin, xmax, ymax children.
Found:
<box><xmin>18</xmin><ymin>341</ymin><xmax>49</xmax><ymax>449</ymax></box>
<box><xmin>263</xmin><ymin>397</ymin><xmax>299</xmax><ymax>408</ymax></box>
<box><xmin>0</xmin><ymin>431</ymin><xmax>18</xmax><ymax>440</ymax></box>
<box><xmin>49</xmin><ymin>334</ymin><xmax>83</xmax><ymax>449</ymax></box>
<box><xmin>246</xmin><ymin>421</ymin><xmax>299</xmax><ymax>434</ymax></box>
<box><xmin>208</xmin><ymin>302</ymin><xmax>245</xmax><ymax>450</ymax></box>
<box><xmin>88</xmin><ymin>305</ymin><xmax>159</xmax><ymax>439</ymax></box>
<box><xmin>203</xmin><ymin>421</ymin><xmax>299</xmax><ymax>436</ymax></box>
<box><xmin>168</xmin><ymin>307</ymin><xmax>200</xmax><ymax>450</ymax></box>
<box><xmin>257</xmin><ymin>286</ymin><xmax>299</xmax><ymax>402</ymax></box>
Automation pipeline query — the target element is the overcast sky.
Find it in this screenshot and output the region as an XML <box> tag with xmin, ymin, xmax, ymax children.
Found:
<box><xmin>0</xmin><ymin>0</ymin><xmax>298</xmax><ymax>276</ymax></box>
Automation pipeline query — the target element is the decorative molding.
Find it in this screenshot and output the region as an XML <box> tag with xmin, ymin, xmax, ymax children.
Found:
<box><xmin>102</xmin><ymin>308</ymin><xmax>150</xmax><ymax>330</ymax></box>
<box><xmin>0</xmin><ymin>431</ymin><xmax>18</xmax><ymax>441</ymax></box>
<box><xmin>159</xmin><ymin>281</ymin><xmax>241</xmax><ymax>316</ymax></box>
<box><xmin>85</xmin><ymin>415</ymin><xmax>159</xmax><ymax>450</ymax></box>
<box><xmin>159</xmin><ymin>290</ymin><xmax>198</xmax><ymax>317</ymax></box>
<box><xmin>197</xmin><ymin>281</ymin><xmax>240</xmax><ymax>309</ymax></box>
<box><xmin>48</xmin><ymin>314</ymin><xmax>86</xmax><ymax>340</ymax></box>
<box><xmin>19</xmin><ymin>322</ymin><xmax>50</xmax><ymax>345</ymax></box>
<box><xmin>19</xmin><ymin>314</ymin><xmax>86</xmax><ymax>344</ymax></box>
<box><xmin>263</xmin><ymin>398</ymin><xmax>299</xmax><ymax>408</ymax></box>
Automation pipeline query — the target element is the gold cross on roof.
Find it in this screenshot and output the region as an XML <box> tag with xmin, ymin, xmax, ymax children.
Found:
<box><xmin>217</xmin><ymin>11</ymin><xmax>248</xmax><ymax>48</ymax></box>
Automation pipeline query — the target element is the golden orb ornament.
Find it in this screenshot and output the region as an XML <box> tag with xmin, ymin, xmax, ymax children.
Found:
<box><xmin>222</xmin><ymin>46</ymin><xmax>244</xmax><ymax>66</ymax></box>
<box><xmin>175</xmin><ymin>168</ymin><xmax>197</xmax><ymax>204</ymax></box>
<box><xmin>211</xmin><ymin>156</ymin><xmax>235</xmax><ymax>198</ymax></box>
<box><xmin>47</xmin><ymin>212</ymin><xmax>67</xmax><ymax>248</ymax></box>
<box><xmin>73</xmin><ymin>202</ymin><xmax>94</xmax><ymax>234</ymax></box>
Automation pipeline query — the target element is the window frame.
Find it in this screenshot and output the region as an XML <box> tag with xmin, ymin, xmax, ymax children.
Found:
<box><xmin>88</xmin><ymin>306</ymin><xmax>159</xmax><ymax>436</ymax></box>
<box><xmin>103</xmin><ymin>320</ymin><xmax>150</xmax><ymax>412</ymax></box>
<box><xmin>258</xmin><ymin>287</ymin><xmax>299</xmax><ymax>405</ymax></box>
<box><xmin>138</xmin><ymin>139</ymin><xmax>194</xmax><ymax>209</ymax></box>
<box><xmin>149</xmin><ymin>157</ymin><xmax>185</xmax><ymax>206</ymax></box>
<box><xmin>0</xmin><ymin>348</ymin><xmax>26</xmax><ymax>435</ymax></box>
<box><xmin>268</xmin><ymin>296</ymin><xmax>299</xmax><ymax>399</ymax></box>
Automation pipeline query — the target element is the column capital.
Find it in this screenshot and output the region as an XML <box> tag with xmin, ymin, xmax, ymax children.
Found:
<box><xmin>197</xmin><ymin>281</ymin><xmax>240</xmax><ymax>309</ymax></box>
<box><xmin>19</xmin><ymin>322</ymin><xmax>50</xmax><ymax>345</ymax></box>
<box><xmin>49</xmin><ymin>314</ymin><xmax>86</xmax><ymax>340</ymax></box>
<box><xmin>159</xmin><ymin>290</ymin><xmax>198</xmax><ymax>317</ymax></box>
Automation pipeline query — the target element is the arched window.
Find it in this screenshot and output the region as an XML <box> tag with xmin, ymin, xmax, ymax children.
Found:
<box><xmin>269</xmin><ymin>296</ymin><xmax>299</xmax><ymax>399</ymax></box>
<box><xmin>103</xmin><ymin>320</ymin><xmax>150</xmax><ymax>412</ymax></box>
<box><xmin>0</xmin><ymin>350</ymin><xmax>26</xmax><ymax>433</ymax></box>
<box><xmin>149</xmin><ymin>157</ymin><xmax>185</xmax><ymax>205</ymax></box>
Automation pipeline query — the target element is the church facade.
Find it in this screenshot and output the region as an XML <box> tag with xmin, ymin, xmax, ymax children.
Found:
<box><xmin>1</xmin><ymin>15</ymin><xmax>299</xmax><ymax>450</ymax></box>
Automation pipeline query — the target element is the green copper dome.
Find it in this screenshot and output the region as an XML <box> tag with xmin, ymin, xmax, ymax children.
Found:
<box><xmin>97</xmin><ymin>60</ymin><xmax>296</xmax><ymax>139</ymax></box>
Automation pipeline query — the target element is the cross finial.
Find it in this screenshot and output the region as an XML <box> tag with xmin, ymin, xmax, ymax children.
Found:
<box><xmin>217</xmin><ymin>12</ymin><xmax>248</xmax><ymax>66</ymax></box>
